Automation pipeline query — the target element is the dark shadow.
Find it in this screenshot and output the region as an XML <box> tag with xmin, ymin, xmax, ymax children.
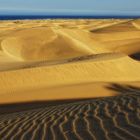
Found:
<box><xmin>0</xmin><ymin>83</ymin><xmax>140</xmax><ymax>115</ymax></box>
<box><xmin>0</xmin><ymin>83</ymin><xmax>140</xmax><ymax>140</ymax></box>
<box><xmin>0</xmin><ymin>98</ymin><xmax>93</xmax><ymax>115</ymax></box>
<box><xmin>130</xmin><ymin>52</ymin><xmax>140</xmax><ymax>61</ymax></box>
<box><xmin>106</xmin><ymin>83</ymin><xmax>140</xmax><ymax>95</ymax></box>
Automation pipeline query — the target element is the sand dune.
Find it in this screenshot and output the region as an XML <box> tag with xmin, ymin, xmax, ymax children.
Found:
<box><xmin>0</xmin><ymin>19</ymin><xmax>140</xmax><ymax>140</ymax></box>
<box><xmin>56</xmin><ymin>28</ymin><xmax>110</xmax><ymax>53</ymax></box>
<box><xmin>0</xmin><ymin>19</ymin><xmax>140</xmax><ymax>104</ymax></box>
<box><xmin>90</xmin><ymin>20</ymin><xmax>140</xmax><ymax>57</ymax></box>
<box><xmin>0</xmin><ymin>92</ymin><xmax>140</xmax><ymax>140</ymax></box>
<box><xmin>1</xmin><ymin>28</ymin><xmax>92</xmax><ymax>61</ymax></box>
<box><xmin>0</xmin><ymin>53</ymin><xmax>140</xmax><ymax>99</ymax></box>
<box><xmin>91</xmin><ymin>20</ymin><xmax>137</xmax><ymax>32</ymax></box>
<box><xmin>132</xmin><ymin>19</ymin><xmax>140</xmax><ymax>29</ymax></box>
<box><xmin>0</xmin><ymin>53</ymin><xmax>125</xmax><ymax>72</ymax></box>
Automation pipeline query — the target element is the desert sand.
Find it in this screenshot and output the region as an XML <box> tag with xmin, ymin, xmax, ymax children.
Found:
<box><xmin>0</xmin><ymin>19</ymin><xmax>140</xmax><ymax>140</ymax></box>
<box><xmin>0</xmin><ymin>19</ymin><xmax>140</xmax><ymax>103</ymax></box>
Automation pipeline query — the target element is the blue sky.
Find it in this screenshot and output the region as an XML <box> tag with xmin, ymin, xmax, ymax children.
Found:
<box><xmin>0</xmin><ymin>0</ymin><xmax>140</xmax><ymax>15</ymax></box>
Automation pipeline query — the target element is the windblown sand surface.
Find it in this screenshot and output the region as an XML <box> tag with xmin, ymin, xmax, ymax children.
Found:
<box><xmin>0</xmin><ymin>19</ymin><xmax>140</xmax><ymax>140</ymax></box>
<box><xmin>0</xmin><ymin>85</ymin><xmax>140</xmax><ymax>140</ymax></box>
<box><xmin>0</xmin><ymin>19</ymin><xmax>140</xmax><ymax>102</ymax></box>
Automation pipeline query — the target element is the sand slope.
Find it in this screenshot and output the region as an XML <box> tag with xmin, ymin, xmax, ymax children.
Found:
<box><xmin>0</xmin><ymin>19</ymin><xmax>140</xmax><ymax>104</ymax></box>
<box><xmin>90</xmin><ymin>20</ymin><xmax>140</xmax><ymax>57</ymax></box>
<box><xmin>0</xmin><ymin>53</ymin><xmax>140</xmax><ymax>91</ymax></box>
<box><xmin>0</xmin><ymin>92</ymin><xmax>140</xmax><ymax>140</ymax></box>
<box><xmin>132</xmin><ymin>19</ymin><xmax>140</xmax><ymax>29</ymax></box>
<box><xmin>0</xmin><ymin>19</ymin><xmax>140</xmax><ymax>140</ymax></box>
<box><xmin>1</xmin><ymin>28</ymin><xmax>93</xmax><ymax>61</ymax></box>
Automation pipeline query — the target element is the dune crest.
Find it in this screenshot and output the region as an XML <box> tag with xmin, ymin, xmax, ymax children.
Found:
<box><xmin>0</xmin><ymin>19</ymin><xmax>140</xmax><ymax>140</ymax></box>
<box><xmin>0</xmin><ymin>19</ymin><xmax>140</xmax><ymax>104</ymax></box>
<box><xmin>132</xmin><ymin>19</ymin><xmax>140</xmax><ymax>29</ymax></box>
<box><xmin>1</xmin><ymin>28</ymin><xmax>93</xmax><ymax>61</ymax></box>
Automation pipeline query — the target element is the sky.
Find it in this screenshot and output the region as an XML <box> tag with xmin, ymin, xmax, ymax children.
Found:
<box><xmin>0</xmin><ymin>0</ymin><xmax>140</xmax><ymax>15</ymax></box>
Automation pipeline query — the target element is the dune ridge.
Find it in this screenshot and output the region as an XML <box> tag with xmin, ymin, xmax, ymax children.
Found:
<box><xmin>0</xmin><ymin>53</ymin><xmax>126</xmax><ymax>72</ymax></box>
<box><xmin>1</xmin><ymin>28</ymin><xmax>92</xmax><ymax>61</ymax></box>
<box><xmin>132</xmin><ymin>19</ymin><xmax>140</xmax><ymax>29</ymax></box>
<box><xmin>0</xmin><ymin>19</ymin><xmax>140</xmax><ymax>102</ymax></box>
<box><xmin>0</xmin><ymin>19</ymin><xmax>140</xmax><ymax>140</ymax></box>
<box><xmin>0</xmin><ymin>53</ymin><xmax>140</xmax><ymax>95</ymax></box>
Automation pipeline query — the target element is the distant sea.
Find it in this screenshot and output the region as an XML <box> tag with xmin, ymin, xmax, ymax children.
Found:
<box><xmin>0</xmin><ymin>15</ymin><xmax>140</xmax><ymax>20</ymax></box>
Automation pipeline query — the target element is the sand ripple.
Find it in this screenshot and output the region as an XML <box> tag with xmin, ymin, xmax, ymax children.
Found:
<box><xmin>0</xmin><ymin>94</ymin><xmax>140</xmax><ymax>140</ymax></box>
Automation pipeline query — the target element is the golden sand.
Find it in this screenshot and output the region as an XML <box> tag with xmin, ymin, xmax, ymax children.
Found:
<box><xmin>0</xmin><ymin>19</ymin><xmax>140</xmax><ymax>104</ymax></box>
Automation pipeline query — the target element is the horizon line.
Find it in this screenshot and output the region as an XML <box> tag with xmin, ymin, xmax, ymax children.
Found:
<box><xmin>0</xmin><ymin>14</ymin><xmax>140</xmax><ymax>20</ymax></box>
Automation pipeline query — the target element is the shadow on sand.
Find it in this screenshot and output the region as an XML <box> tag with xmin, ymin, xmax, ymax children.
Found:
<box><xmin>130</xmin><ymin>52</ymin><xmax>140</xmax><ymax>61</ymax></box>
<box><xmin>0</xmin><ymin>83</ymin><xmax>140</xmax><ymax>140</ymax></box>
<box><xmin>0</xmin><ymin>98</ymin><xmax>92</xmax><ymax>115</ymax></box>
<box><xmin>0</xmin><ymin>83</ymin><xmax>140</xmax><ymax>115</ymax></box>
<box><xmin>106</xmin><ymin>83</ymin><xmax>140</xmax><ymax>95</ymax></box>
